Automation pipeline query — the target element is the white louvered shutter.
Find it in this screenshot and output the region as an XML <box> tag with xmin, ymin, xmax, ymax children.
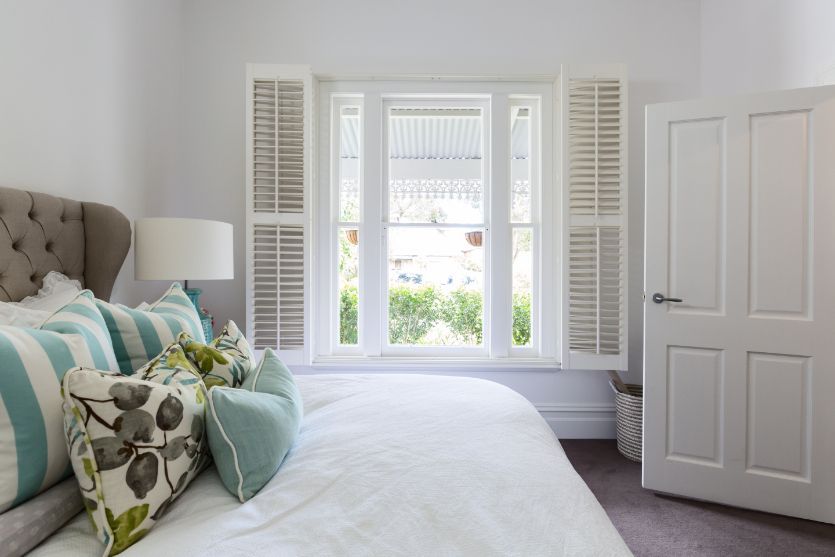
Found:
<box><xmin>560</xmin><ymin>65</ymin><xmax>628</xmax><ymax>371</ymax></box>
<box><xmin>245</xmin><ymin>64</ymin><xmax>312</xmax><ymax>365</ymax></box>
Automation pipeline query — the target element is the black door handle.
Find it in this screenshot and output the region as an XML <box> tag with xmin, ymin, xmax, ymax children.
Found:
<box><xmin>652</xmin><ymin>293</ymin><xmax>683</xmax><ymax>304</ymax></box>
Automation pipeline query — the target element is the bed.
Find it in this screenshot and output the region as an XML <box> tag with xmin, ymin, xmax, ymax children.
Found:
<box><xmin>1</xmin><ymin>186</ymin><xmax>631</xmax><ymax>556</ymax></box>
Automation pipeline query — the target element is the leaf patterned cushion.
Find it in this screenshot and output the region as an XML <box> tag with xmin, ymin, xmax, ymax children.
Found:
<box><xmin>177</xmin><ymin>320</ymin><xmax>256</xmax><ymax>389</ymax></box>
<box><xmin>62</xmin><ymin>345</ymin><xmax>209</xmax><ymax>556</ymax></box>
<box><xmin>95</xmin><ymin>283</ymin><xmax>206</xmax><ymax>374</ymax></box>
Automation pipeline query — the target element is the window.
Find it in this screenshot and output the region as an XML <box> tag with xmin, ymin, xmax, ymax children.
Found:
<box><xmin>385</xmin><ymin>100</ymin><xmax>487</xmax><ymax>351</ymax></box>
<box><xmin>246</xmin><ymin>65</ymin><xmax>628</xmax><ymax>371</ymax></box>
<box><xmin>315</xmin><ymin>80</ymin><xmax>555</xmax><ymax>361</ymax></box>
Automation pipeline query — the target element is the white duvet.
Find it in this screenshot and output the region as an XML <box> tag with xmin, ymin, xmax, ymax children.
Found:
<box><xmin>32</xmin><ymin>374</ymin><xmax>631</xmax><ymax>557</ymax></box>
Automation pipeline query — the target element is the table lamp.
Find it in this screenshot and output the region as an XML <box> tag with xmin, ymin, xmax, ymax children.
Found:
<box><xmin>134</xmin><ymin>218</ymin><xmax>234</xmax><ymax>340</ymax></box>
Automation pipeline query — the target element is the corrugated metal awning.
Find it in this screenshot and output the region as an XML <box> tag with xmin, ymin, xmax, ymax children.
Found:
<box><xmin>340</xmin><ymin>108</ymin><xmax>529</xmax><ymax>160</ymax></box>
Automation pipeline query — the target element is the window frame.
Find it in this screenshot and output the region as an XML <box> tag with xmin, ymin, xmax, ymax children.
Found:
<box><xmin>314</xmin><ymin>78</ymin><xmax>557</xmax><ymax>364</ymax></box>
<box><xmin>331</xmin><ymin>96</ymin><xmax>364</xmax><ymax>356</ymax></box>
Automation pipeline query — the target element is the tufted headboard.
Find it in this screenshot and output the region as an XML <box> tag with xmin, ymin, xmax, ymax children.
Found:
<box><xmin>0</xmin><ymin>187</ymin><xmax>131</xmax><ymax>302</ymax></box>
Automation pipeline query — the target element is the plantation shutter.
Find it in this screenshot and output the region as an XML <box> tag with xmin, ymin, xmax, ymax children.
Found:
<box><xmin>245</xmin><ymin>64</ymin><xmax>312</xmax><ymax>365</ymax></box>
<box><xmin>560</xmin><ymin>64</ymin><xmax>628</xmax><ymax>371</ymax></box>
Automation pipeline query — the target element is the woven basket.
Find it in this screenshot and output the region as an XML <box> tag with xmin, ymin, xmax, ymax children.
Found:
<box><xmin>612</xmin><ymin>382</ymin><xmax>643</xmax><ymax>462</ymax></box>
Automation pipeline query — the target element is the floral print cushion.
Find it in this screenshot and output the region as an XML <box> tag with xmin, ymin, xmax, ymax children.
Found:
<box><xmin>62</xmin><ymin>345</ymin><xmax>209</xmax><ymax>556</ymax></box>
<box><xmin>177</xmin><ymin>320</ymin><xmax>256</xmax><ymax>389</ymax></box>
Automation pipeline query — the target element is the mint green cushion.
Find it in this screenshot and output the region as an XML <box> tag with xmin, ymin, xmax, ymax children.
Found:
<box><xmin>206</xmin><ymin>349</ymin><xmax>302</xmax><ymax>501</ymax></box>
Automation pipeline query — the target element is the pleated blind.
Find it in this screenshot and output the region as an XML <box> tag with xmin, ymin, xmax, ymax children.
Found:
<box><xmin>561</xmin><ymin>65</ymin><xmax>628</xmax><ymax>371</ymax></box>
<box><xmin>246</xmin><ymin>65</ymin><xmax>311</xmax><ymax>363</ymax></box>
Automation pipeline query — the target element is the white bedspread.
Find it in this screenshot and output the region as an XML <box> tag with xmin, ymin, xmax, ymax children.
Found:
<box><xmin>32</xmin><ymin>374</ymin><xmax>631</xmax><ymax>556</ymax></box>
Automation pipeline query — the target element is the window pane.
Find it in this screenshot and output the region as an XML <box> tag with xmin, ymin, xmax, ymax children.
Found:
<box><xmin>387</xmin><ymin>227</ymin><xmax>484</xmax><ymax>346</ymax></box>
<box><xmin>338</xmin><ymin>227</ymin><xmax>359</xmax><ymax>345</ymax></box>
<box><xmin>388</xmin><ymin>107</ymin><xmax>483</xmax><ymax>224</ymax></box>
<box><xmin>339</xmin><ymin>106</ymin><xmax>360</xmax><ymax>222</ymax></box>
<box><xmin>511</xmin><ymin>106</ymin><xmax>531</xmax><ymax>223</ymax></box>
<box><xmin>512</xmin><ymin>228</ymin><xmax>532</xmax><ymax>346</ymax></box>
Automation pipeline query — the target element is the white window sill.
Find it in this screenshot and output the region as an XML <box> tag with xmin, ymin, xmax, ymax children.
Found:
<box><xmin>308</xmin><ymin>356</ymin><xmax>562</xmax><ymax>373</ymax></box>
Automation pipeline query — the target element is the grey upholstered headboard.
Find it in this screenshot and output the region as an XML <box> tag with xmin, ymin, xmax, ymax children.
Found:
<box><xmin>0</xmin><ymin>187</ymin><xmax>131</xmax><ymax>302</ymax></box>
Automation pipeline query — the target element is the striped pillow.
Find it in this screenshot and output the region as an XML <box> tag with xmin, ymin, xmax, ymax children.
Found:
<box><xmin>0</xmin><ymin>321</ymin><xmax>113</xmax><ymax>512</ymax></box>
<box><xmin>95</xmin><ymin>283</ymin><xmax>206</xmax><ymax>373</ymax></box>
<box><xmin>39</xmin><ymin>290</ymin><xmax>119</xmax><ymax>373</ymax></box>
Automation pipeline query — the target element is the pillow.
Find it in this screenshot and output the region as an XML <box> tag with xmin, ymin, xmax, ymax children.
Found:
<box><xmin>95</xmin><ymin>283</ymin><xmax>206</xmax><ymax>374</ymax></box>
<box><xmin>0</xmin><ymin>477</ymin><xmax>83</xmax><ymax>557</ymax></box>
<box><xmin>178</xmin><ymin>320</ymin><xmax>256</xmax><ymax>388</ymax></box>
<box><xmin>207</xmin><ymin>348</ymin><xmax>303</xmax><ymax>501</ymax></box>
<box><xmin>0</xmin><ymin>302</ymin><xmax>50</xmax><ymax>327</ymax></box>
<box><xmin>62</xmin><ymin>355</ymin><xmax>209</xmax><ymax>556</ymax></box>
<box><xmin>40</xmin><ymin>290</ymin><xmax>120</xmax><ymax>373</ymax></box>
<box><xmin>0</xmin><ymin>284</ymin><xmax>104</xmax><ymax>330</ymax></box>
<box><xmin>0</xmin><ymin>291</ymin><xmax>118</xmax><ymax>512</ymax></box>
<box><xmin>13</xmin><ymin>271</ymin><xmax>82</xmax><ymax>312</ymax></box>
<box><xmin>134</xmin><ymin>341</ymin><xmax>199</xmax><ymax>379</ymax></box>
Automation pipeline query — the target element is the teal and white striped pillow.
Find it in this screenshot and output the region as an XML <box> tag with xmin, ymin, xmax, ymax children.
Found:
<box><xmin>0</xmin><ymin>291</ymin><xmax>118</xmax><ymax>512</ymax></box>
<box><xmin>40</xmin><ymin>290</ymin><xmax>119</xmax><ymax>373</ymax></box>
<box><xmin>95</xmin><ymin>283</ymin><xmax>206</xmax><ymax>373</ymax></box>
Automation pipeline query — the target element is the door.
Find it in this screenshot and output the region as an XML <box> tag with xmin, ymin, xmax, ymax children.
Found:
<box><xmin>644</xmin><ymin>85</ymin><xmax>835</xmax><ymax>522</ymax></box>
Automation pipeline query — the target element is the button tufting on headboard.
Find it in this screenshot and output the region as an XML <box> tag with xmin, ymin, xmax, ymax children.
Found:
<box><xmin>0</xmin><ymin>187</ymin><xmax>131</xmax><ymax>302</ymax></box>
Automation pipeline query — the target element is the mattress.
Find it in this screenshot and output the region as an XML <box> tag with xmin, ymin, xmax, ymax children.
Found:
<box><xmin>31</xmin><ymin>374</ymin><xmax>631</xmax><ymax>556</ymax></box>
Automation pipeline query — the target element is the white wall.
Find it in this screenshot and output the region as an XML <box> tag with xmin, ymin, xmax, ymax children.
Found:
<box><xmin>0</xmin><ymin>0</ymin><xmax>184</xmax><ymax>304</ymax></box>
<box><xmin>168</xmin><ymin>0</ymin><xmax>703</xmax><ymax>435</ymax></box>
<box><xmin>701</xmin><ymin>0</ymin><xmax>835</xmax><ymax>96</ymax></box>
<box><xmin>13</xmin><ymin>0</ymin><xmax>788</xmax><ymax>436</ymax></box>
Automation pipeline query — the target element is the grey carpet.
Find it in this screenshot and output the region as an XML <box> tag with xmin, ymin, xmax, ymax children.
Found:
<box><xmin>561</xmin><ymin>440</ymin><xmax>835</xmax><ymax>557</ymax></box>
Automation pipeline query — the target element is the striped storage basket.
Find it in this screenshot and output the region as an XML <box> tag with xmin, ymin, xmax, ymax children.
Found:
<box><xmin>612</xmin><ymin>382</ymin><xmax>643</xmax><ymax>462</ymax></box>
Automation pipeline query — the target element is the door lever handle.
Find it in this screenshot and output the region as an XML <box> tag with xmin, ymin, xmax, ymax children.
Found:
<box><xmin>652</xmin><ymin>293</ymin><xmax>683</xmax><ymax>304</ymax></box>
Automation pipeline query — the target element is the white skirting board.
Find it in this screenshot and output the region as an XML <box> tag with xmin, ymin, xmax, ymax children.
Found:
<box><xmin>535</xmin><ymin>403</ymin><xmax>617</xmax><ymax>439</ymax></box>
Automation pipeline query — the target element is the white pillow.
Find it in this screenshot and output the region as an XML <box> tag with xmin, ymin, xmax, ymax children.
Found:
<box><xmin>13</xmin><ymin>271</ymin><xmax>82</xmax><ymax>311</ymax></box>
<box><xmin>0</xmin><ymin>302</ymin><xmax>50</xmax><ymax>327</ymax></box>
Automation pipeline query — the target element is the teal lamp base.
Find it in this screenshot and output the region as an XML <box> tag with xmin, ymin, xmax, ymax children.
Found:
<box><xmin>184</xmin><ymin>286</ymin><xmax>214</xmax><ymax>341</ymax></box>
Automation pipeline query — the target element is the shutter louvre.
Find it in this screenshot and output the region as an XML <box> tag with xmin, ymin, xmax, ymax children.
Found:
<box><xmin>246</xmin><ymin>65</ymin><xmax>312</xmax><ymax>363</ymax></box>
<box><xmin>561</xmin><ymin>65</ymin><xmax>628</xmax><ymax>371</ymax></box>
<box><xmin>567</xmin><ymin>227</ymin><xmax>623</xmax><ymax>356</ymax></box>
<box><xmin>252</xmin><ymin>224</ymin><xmax>279</xmax><ymax>348</ymax></box>
<box><xmin>252</xmin><ymin>79</ymin><xmax>306</xmax><ymax>214</ymax></box>
<box><xmin>567</xmin><ymin>78</ymin><xmax>622</xmax><ymax>215</ymax></box>
<box><xmin>277</xmin><ymin>225</ymin><xmax>305</xmax><ymax>349</ymax></box>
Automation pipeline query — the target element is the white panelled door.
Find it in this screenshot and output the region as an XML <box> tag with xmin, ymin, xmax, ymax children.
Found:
<box><xmin>644</xmin><ymin>85</ymin><xmax>835</xmax><ymax>522</ymax></box>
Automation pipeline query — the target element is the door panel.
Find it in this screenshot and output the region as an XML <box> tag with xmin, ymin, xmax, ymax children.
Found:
<box><xmin>667</xmin><ymin>346</ymin><xmax>724</xmax><ymax>465</ymax></box>
<box><xmin>668</xmin><ymin>119</ymin><xmax>726</xmax><ymax>315</ymax></box>
<box><xmin>749</xmin><ymin>111</ymin><xmax>811</xmax><ymax>319</ymax></box>
<box><xmin>644</xmin><ymin>85</ymin><xmax>835</xmax><ymax>523</ymax></box>
<box><xmin>746</xmin><ymin>352</ymin><xmax>810</xmax><ymax>480</ymax></box>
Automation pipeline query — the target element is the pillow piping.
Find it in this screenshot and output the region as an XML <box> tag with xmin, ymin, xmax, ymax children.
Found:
<box><xmin>62</xmin><ymin>368</ymin><xmax>118</xmax><ymax>556</ymax></box>
<box><xmin>246</xmin><ymin>353</ymin><xmax>266</xmax><ymax>391</ymax></box>
<box><xmin>206</xmin><ymin>388</ymin><xmax>246</xmax><ymax>502</ymax></box>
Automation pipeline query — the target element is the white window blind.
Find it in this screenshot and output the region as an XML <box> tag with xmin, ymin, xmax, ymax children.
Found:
<box><xmin>246</xmin><ymin>64</ymin><xmax>312</xmax><ymax>365</ymax></box>
<box><xmin>560</xmin><ymin>64</ymin><xmax>628</xmax><ymax>371</ymax></box>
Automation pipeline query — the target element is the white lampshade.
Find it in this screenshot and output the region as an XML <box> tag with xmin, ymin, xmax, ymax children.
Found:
<box><xmin>134</xmin><ymin>218</ymin><xmax>234</xmax><ymax>281</ymax></box>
